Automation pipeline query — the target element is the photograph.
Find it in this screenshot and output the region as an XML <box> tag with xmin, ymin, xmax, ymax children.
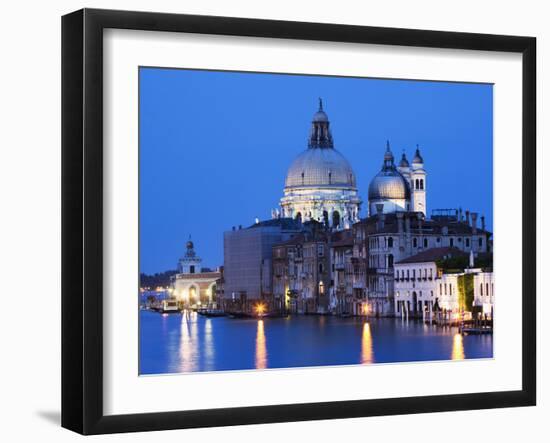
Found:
<box><xmin>138</xmin><ymin>67</ymin><xmax>494</xmax><ymax>375</ymax></box>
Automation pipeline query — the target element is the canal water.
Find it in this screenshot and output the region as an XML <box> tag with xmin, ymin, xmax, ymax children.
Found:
<box><xmin>139</xmin><ymin>310</ymin><xmax>493</xmax><ymax>375</ymax></box>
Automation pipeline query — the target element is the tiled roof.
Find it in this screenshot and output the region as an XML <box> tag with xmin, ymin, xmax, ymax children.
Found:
<box><xmin>396</xmin><ymin>247</ymin><xmax>468</xmax><ymax>264</ymax></box>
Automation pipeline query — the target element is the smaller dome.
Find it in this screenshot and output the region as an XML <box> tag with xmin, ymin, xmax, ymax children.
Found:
<box><xmin>412</xmin><ymin>147</ymin><xmax>424</xmax><ymax>164</ymax></box>
<box><xmin>368</xmin><ymin>172</ymin><xmax>411</xmax><ymax>201</ymax></box>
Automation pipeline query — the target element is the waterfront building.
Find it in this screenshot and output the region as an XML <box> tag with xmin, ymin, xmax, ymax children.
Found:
<box><xmin>172</xmin><ymin>239</ymin><xmax>221</xmax><ymax>307</ymax></box>
<box><xmin>272</xmin><ymin>223</ymin><xmax>331</xmax><ymax>314</ymax></box>
<box><xmin>222</xmin><ymin>218</ymin><xmax>303</xmax><ymax>314</ymax></box>
<box><xmin>278</xmin><ymin>100</ymin><xmax>361</xmax><ymax>229</ymax></box>
<box><xmin>351</xmin><ymin>206</ymin><xmax>491</xmax><ymax>316</ymax></box>
<box><xmin>394</xmin><ymin>247</ymin><xmax>494</xmax><ymax>319</ymax></box>
<box><xmin>329</xmin><ymin>229</ymin><xmax>363</xmax><ymax>315</ymax></box>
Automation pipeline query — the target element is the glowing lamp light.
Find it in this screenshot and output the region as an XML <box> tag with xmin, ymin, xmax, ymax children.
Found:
<box><xmin>255</xmin><ymin>303</ymin><xmax>267</xmax><ymax>316</ymax></box>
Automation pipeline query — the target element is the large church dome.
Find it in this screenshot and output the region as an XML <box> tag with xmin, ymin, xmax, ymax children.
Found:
<box><xmin>279</xmin><ymin>100</ymin><xmax>362</xmax><ymax>229</ymax></box>
<box><xmin>284</xmin><ymin>148</ymin><xmax>356</xmax><ymax>188</ymax></box>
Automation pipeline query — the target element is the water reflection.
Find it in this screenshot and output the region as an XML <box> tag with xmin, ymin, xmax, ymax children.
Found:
<box><xmin>452</xmin><ymin>333</ymin><xmax>465</xmax><ymax>360</ymax></box>
<box><xmin>361</xmin><ymin>322</ymin><xmax>374</xmax><ymax>364</ymax></box>
<box><xmin>179</xmin><ymin>310</ymin><xmax>199</xmax><ymax>372</ymax></box>
<box><xmin>203</xmin><ymin>318</ymin><xmax>215</xmax><ymax>371</ymax></box>
<box><xmin>255</xmin><ymin>320</ymin><xmax>267</xmax><ymax>369</ymax></box>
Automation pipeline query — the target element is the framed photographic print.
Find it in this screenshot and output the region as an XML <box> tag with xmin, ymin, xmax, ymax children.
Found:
<box><xmin>61</xmin><ymin>8</ymin><xmax>536</xmax><ymax>434</ymax></box>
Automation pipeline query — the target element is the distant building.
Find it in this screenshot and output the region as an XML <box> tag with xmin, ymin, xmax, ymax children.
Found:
<box><xmin>172</xmin><ymin>239</ymin><xmax>221</xmax><ymax>307</ymax></box>
<box><xmin>222</xmin><ymin>218</ymin><xmax>303</xmax><ymax>314</ymax></box>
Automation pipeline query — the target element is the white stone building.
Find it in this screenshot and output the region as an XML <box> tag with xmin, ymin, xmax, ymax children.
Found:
<box><xmin>394</xmin><ymin>247</ymin><xmax>494</xmax><ymax>319</ymax></box>
<box><xmin>172</xmin><ymin>239</ymin><xmax>221</xmax><ymax>307</ymax></box>
<box><xmin>279</xmin><ymin>100</ymin><xmax>361</xmax><ymax>229</ymax></box>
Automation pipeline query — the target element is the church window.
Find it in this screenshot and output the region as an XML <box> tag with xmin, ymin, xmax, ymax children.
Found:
<box><xmin>190</xmin><ymin>265</ymin><xmax>195</xmax><ymax>274</ymax></box>
<box><xmin>423</xmin><ymin>238</ymin><xmax>428</xmax><ymax>248</ymax></box>
<box><xmin>319</xmin><ymin>263</ymin><xmax>324</xmax><ymax>274</ymax></box>
<box><xmin>480</xmin><ymin>283</ymin><xmax>483</xmax><ymax>296</ymax></box>
<box><xmin>415</xmin><ymin>179</ymin><xmax>419</xmax><ymax>189</ymax></box>
<box><xmin>436</xmin><ymin>237</ymin><xmax>441</xmax><ymax>243</ymax></box>
<box><xmin>465</xmin><ymin>238</ymin><xmax>470</xmax><ymax>247</ymax></box>
<box><xmin>420</xmin><ymin>179</ymin><xmax>424</xmax><ymax>190</ymax></box>
<box><xmin>332</xmin><ymin>210</ymin><xmax>341</xmax><ymax>228</ymax></box>
<box><xmin>323</xmin><ymin>210</ymin><xmax>329</xmax><ymax>226</ymax></box>
<box><xmin>413</xmin><ymin>237</ymin><xmax>418</xmax><ymax>248</ymax></box>
<box><xmin>450</xmin><ymin>238</ymin><xmax>454</xmax><ymax>247</ymax></box>
<box><xmin>486</xmin><ymin>283</ymin><xmax>489</xmax><ymax>297</ymax></box>
<box><xmin>388</xmin><ymin>254</ymin><xmax>394</xmax><ymax>268</ymax></box>
<box><xmin>388</xmin><ymin>237</ymin><xmax>394</xmax><ymax>248</ymax></box>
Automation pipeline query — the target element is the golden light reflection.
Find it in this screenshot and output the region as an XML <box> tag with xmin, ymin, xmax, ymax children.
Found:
<box><xmin>361</xmin><ymin>322</ymin><xmax>373</xmax><ymax>364</ymax></box>
<box><xmin>255</xmin><ymin>320</ymin><xmax>267</xmax><ymax>369</ymax></box>
<box><xmin>452</xmin><ymin>333</ymin><xmax>465</xmax><ymax>360</ymax></box>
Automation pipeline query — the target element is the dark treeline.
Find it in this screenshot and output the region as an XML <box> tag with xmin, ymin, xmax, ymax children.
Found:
<box><xmin>140</xmin><ymin>270</ymin><xmax>178</xmax><ymax>288</ymax></box>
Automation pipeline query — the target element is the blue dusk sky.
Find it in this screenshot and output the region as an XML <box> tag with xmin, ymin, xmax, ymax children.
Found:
<box><xmin>139</xmin><ymin>68</ymin><xmax>493</xmax><ymax>274</ymax></box>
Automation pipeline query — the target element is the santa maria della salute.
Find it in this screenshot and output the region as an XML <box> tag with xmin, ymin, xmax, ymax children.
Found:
<box><xmin>278</xmin><ymin>99</ymin><xmax>427</xmax><ymax>228</ymax></box>
<box><xmin>215</xmin><ymin>100</ymin><xmax>494</xmax><ymax>318</ymax></box>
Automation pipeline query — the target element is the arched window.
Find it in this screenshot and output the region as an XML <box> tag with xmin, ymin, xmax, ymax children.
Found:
<box><xmin>415</xmin><ymin>179</ymin><xmax>419</xmax><ymax>189</ymax></box>
<box><xmin>295</xmin><ymin>212</ymin><xmax>302</xmax><ymax>223</ymax></box>
<box><xmin>486</xmin><ymin>283</ymin><xmax>489</xmax><ymax>297</ymax></box>
<box><xmin>388</xmin><ymin>254</ymin><xmax>394</xmax><ymax>268</ymax></box>
<box><xmin>413</xmin><ymin>237</ymin><xmax>418</xmax><ymax>248</ymax></box>
<box><xmin>319</xmin><ymin>263</ymin><xmax>324</xmax><ymax>274</ymax></box>
<box><xmin>388</xmin><ymin>237</ymin><xmax>394</xmax><ymax>248</ymax></box>
<box><xmin>480</xmin><ymin>283</ymin><xmax>483</xmax><ymax>296</ymax></box>
<box><xmin>323</xmin><ymin>210</ymin><xmax>329</xmax><ymax>226</ymax></box>
<box><xmin>332</xmin><ymin>210</ymin><xmax>341</xmax><ymax>228</ymax></box>
<box><xmin>450</xmin><ymin>238</ymin><xmax>454</xmax><ymax>247</ymax></box>
<box><xmin>423</xmin><ymin>238</ymin><xmax>428</xmax><ymax>248</ymax></box>
<box><xmin>420</xmin><ymin>179</ymin><xmax>424</xmax><ymax>190</ymax></box>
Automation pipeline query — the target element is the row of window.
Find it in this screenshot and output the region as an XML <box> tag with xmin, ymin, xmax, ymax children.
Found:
<box><xmin>395</xmin><ymin>267</ymin><xmax>433</xmax><ymax>281</ymax></box>
<box><xmin>370</xmin><ymin>235</ymin><xmax>484</xmax><ymax>250</ymax></box>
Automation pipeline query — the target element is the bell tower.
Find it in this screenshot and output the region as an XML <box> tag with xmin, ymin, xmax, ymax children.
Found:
<box><xmin>410</xmin><ymin>145</ymin><xmax>427</xmax><ymax>216</ymax></box>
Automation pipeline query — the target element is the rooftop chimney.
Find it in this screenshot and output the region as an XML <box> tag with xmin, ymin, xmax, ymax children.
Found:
<box><xmin>396</xmin><ymin>212</ymin><xmax>404</xmax><ymax>235</ymax></box>
<box><xmin>470</xmin><ymin>212</ymin><xmax>478</xmax><ymax>234</ymax></box>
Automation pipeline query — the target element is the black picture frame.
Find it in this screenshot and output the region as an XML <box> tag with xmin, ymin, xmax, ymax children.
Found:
<box><xmin>62</xmin><ymin>8</ymin><xmax>536</xmax><ymax>435</ymax></box>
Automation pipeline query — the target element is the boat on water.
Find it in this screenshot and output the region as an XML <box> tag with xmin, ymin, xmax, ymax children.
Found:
<box><xmin>198</xmin><ymin>308</ymin><xmax>226</xmax><ymax>318</ymax></box>
<box><xmin>159</xmin><ymin>299</ymin><xmax>180</xmax><ymax>313</ymax></box>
